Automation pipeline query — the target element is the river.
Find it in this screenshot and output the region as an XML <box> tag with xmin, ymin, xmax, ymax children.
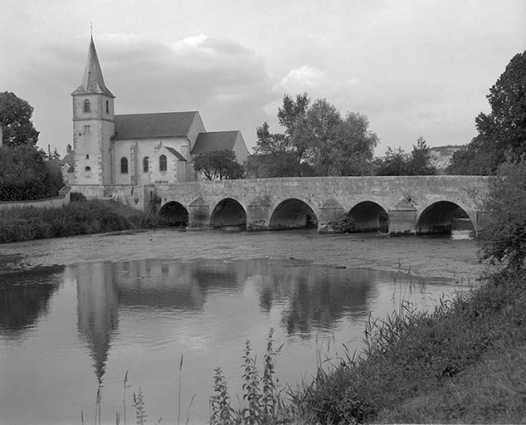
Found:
<box><xmin>0</xmin><ymin>229</ymin><xmax>482</xmax><ymax>425</ymax></box>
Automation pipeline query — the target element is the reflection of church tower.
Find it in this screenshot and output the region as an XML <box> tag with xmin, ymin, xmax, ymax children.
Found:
<box><xmin>76</xmin><ymin>262</ymin><xmax>119</xmax><ymax>383</ymax></box>
<box><xmin>72</xmin><ymin>36</ymin><xmax>115</xmax><ymax>185</ymax></box>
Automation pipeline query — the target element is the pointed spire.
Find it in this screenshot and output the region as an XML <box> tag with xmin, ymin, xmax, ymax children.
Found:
<box><xmin>72</xmin><ymin>36</ymin><xmax>115</xmax><ymax>97</ymax></box>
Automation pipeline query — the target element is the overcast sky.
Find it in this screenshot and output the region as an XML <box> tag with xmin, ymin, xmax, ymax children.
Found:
<box><xmin>1</xmin><ymin>0</ymin><xmax>525</xmax><ymax>156</ymax></box>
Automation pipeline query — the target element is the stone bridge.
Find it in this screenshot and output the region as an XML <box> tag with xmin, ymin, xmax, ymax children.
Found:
<box><xmin>146</xmin><ymin>176</ymin><xmax>490</xmax><ymax>235</ymax></box>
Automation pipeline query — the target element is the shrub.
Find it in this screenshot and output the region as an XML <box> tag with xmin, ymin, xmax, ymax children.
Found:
<box><xmin>0</xmin><ymin>199</ymin><xmax>170</xmax><ymax>243</ymax></box>
<box><xmin>70</xmin><ymin>192</ymin><xmax>87</xmax><ymax>202</ymax></box>
<box><xmin>478</xmin><ymin>159</ymin><xmax>526</xmax><ymax>271</ymax></box>
<box><xmin>330</xmin><ymin>213</ymin><xmax>356</xmax><ymax>233</ymax></box>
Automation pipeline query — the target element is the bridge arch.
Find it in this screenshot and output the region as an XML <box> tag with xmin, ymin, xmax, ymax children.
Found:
<box><xmin>210</xmin><ymin>198</ymin><xmax>247</xmax><ymax>229</ymax></box>
<box><xmin>269</xmin><ymin>198</ymin><xmax>318</xmax><ymax>230</ymax></box>
<box><xmin>348</xmin><ymin>201</ymin><xmax>389</xmax><ymax>233</ymax></box>
<box><xmin>158</xmin><ymin>201</ymin><xmax>189</xmax><ymax>226</ymax></box>
<box><xmin>416</xmin><ymin>201</ymin><xmax>475</xmax><ymax>235</ymax></box>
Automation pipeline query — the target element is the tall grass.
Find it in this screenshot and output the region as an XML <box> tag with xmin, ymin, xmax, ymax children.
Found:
<box><xmin>0</xmin><ymin>199</ymin><xmax>169</xmax><ymax>243</ymax></box>
<box><xmin>295</xmin><ymin>270</ymin><xmax>526</xmax><ymax>424</ymax></box>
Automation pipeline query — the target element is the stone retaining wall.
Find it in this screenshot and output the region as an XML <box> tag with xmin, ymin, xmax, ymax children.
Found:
<box><xmin>0</xmin><ymin>186</ymin><xmax>72</xmax><ymax>210</ymax></box>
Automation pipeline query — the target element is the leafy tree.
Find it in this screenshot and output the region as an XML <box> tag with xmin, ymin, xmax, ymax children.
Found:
<box><xmin>252</xmin><ymin>94</ymin><xmax>311</xmax><ymax>177</ymax></box>
<box><xmin>375</xmin><ymin>138</ymin><xmax>436</xmax><ymax>176</ymax></box>
<box><xmin>446</xmin><ymin>135</ymin><xmax>498</xmax><ymax>175</ymax></box>
<box><xmin>278</xmin><ymin>92</ymin><xmax>311</xmax><ymax>139</ymax></box>
<box><xmin>374</xmin><ymin>147</ymin><xmax>409</xmax><ymax>176</ymax></box>
<box><xmin>0</xmin><ymin>144</ymin><xmax>64</xmax><ymax>201</ymax></box>
<box><xmin>478</xmin><ymin>158</ymin><xmax>526</xmax><ymax>271</ymax></box>
<box><xmin>405</xmin><ymin>137</ymin><xmax>437</xmax><ymax>175</ymax></box>
<box><xmin>0</xmin><ymin>91</ymin><xmax>40</xmax><ymax>146</ymax></box>
<box><xmin>246</xmin><ymin>151</ymin><xmax>299</xmax><ymax>178</ymax></box>
<box><xmin>299</xmin><ymin>99</ymin><xmax>342</xmax><ymax>176</ymax></box>
<box><xmin>193</xmin><ymin>150</ymin><xmax>245</xmax><ymax>181</ymax></box>
<box><xmin>324</xmin><ymin>111</ymin><xmax>378</xmax><ymax>176</ymax></box>
<box><xmin>251</xmin><ymin>94</ymin><xmax>377</xmax><ymax>177</ymax></box>
<box><xmin>249</xmin><ymin>122</ymin><xmax>299</xmax><ymax>177</ymax></box>
<box><xmin>448</xmin><ymin>51</ymin><xmax>526</xmax><ymax>174</ymax></box>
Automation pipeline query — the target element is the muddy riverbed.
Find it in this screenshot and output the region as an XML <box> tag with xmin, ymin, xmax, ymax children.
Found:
<box><xmin>0</xmin><ymin>228</ymin><xmax>483</xmax><ymax>283</ymax></box>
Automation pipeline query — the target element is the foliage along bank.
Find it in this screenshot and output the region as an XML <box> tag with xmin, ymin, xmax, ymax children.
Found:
<box><xmin>0</xmin><ymin>196</ymin><xmax>169</xmax><ymax>244</ymax></box>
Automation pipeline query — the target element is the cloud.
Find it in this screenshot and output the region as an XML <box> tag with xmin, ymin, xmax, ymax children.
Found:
<box><xmin>277</xmin><ymin>66</ymin><xmax>326</xmax><ymax>92</ymax></box>
<box><xmin>4</xmin><ymin>33</ymin><xmax>276</xmax><ymax>151</ymax></box>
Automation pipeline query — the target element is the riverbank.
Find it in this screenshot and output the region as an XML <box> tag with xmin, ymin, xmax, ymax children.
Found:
<box><xmin>295</xmin><ymin>268</ymin><xmax>526</xmax><ymax>423</ymax></box>
<box><xmin>0</xmin><ymin>199</ymin><xmax>168</xmax><ymax>244</ymax></box>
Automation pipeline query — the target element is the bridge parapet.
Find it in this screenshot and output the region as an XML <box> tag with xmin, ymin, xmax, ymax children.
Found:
<box><xmin>143</xmin><ymin>175</ymin><xmax>491</xmax><ymax>234</ymax></box>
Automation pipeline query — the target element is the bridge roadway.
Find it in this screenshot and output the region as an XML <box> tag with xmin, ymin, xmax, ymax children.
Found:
<box><xmin>144</xmin><ymin>175</ymin><xmax>490</xmax><ymax>235</ymax></box>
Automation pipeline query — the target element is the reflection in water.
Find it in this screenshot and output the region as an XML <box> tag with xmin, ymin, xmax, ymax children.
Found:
<box><xmin>74</xmin><ymin>259</ymin><xmax>374</xmax><ymax>386</ymax></box>
<box><xmin>0</xmin><ymin>265</ymin><xmax>64</xmax><ymax>339</ymax></box>
<box><xmin>1</xmin><ymin>256</ymin><xmax>460</xmax><ymax>425</ymax></box>
<box><xmin>76</xmin><ymin>263</ymin><xmax>119</xmax><ymax>383</ymax></box>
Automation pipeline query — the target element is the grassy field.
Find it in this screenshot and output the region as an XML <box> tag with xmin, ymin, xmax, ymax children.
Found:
<box><xmin>0</xmin><ymin>197</ymin><xmax>169</xmax><ymax>244</ymax></box>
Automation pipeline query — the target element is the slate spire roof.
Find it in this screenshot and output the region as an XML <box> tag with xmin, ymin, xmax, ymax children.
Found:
<box><xmin>72</xmin><ymin>36</ymin><xmax>115</xmax><ymax>97</ymax></box>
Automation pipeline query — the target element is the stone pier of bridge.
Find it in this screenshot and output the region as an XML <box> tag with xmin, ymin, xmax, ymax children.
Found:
<box><xmin>141</xmin><ymin>176</ymin><xmax>490</xmax><ymax>235</ymax></box>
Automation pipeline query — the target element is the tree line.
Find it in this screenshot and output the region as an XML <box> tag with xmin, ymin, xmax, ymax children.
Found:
<box><xmin>195</xmin><ymin>94</ymin><xmax>438</xmax><ymax>180</ymax></box>
<box><xmin>194</xmin><ymin>50</ymin><xmax>525</xmax><ymax>180</ymax></box>
<box><xmin>0</xmin><ymin>91</ymin><xmax>63</xmax><ymax>201</ymax></box>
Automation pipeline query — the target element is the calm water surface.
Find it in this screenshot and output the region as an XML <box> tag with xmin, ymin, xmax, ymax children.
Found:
<box><xmin>0</xmin><ymin>232</ymin><xmax>471</xmax><ymax>425</ymax></box>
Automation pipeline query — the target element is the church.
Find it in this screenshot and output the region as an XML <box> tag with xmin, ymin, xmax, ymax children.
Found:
<box><xmin>71</xmin><ymin>36</ymin><xmax>249</xmax><ymax>186</ymax></box>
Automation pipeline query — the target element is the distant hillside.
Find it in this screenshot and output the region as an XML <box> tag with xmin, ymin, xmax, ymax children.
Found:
<box><xmin>429</xmin><ymin>145</ymin><xmax>465</xmax><ymax>172</ymax></box>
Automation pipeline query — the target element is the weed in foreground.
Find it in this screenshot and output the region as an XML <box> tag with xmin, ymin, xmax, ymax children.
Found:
<box><xmin>210</xmin><ymin>328</ymin><xmax>295</xmax><ymax>425</ymax></box>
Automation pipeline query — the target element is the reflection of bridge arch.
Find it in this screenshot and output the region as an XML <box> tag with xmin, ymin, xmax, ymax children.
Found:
<box><xmin>348</xmin><ymin>201</ymin><xmax>389</xmax><ymax>233</ymax></box>
<box><xmin>417</xmin><ymin>201</ymin><xmax>474</xmax><ymax>234</ymax></box>
<box><xmin>159</xmin><ymin>201</ymin><xmax>189</xmax><ymax>226</ymax></box>
<box><xmin>270</xmin><ymin>198</ymin><xmax>317</xmax><ymax>230</ymax></box>
<box><xmin>210</xmin><ymin>198</ymin><xmax>247</xmax><ymax>229</ymax></box>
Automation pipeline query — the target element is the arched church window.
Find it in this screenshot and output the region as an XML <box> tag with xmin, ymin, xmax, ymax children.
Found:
<box><xmin>143</xmin><ymin>156</ymin><xmax>149</xmax><ymax>173</ymax></box>
<box><xmin>159</xmin><ymin>155</ymin><xmax>167</xmax><ymax>172</ymax></box>
<box><xmin>83</xmin><ymin>99</ymin><xmax>91</xmax><ymax>113</ymax></box>
<box><xmin>121</xmin><ymin>157</ymin><xmax>128</xmax><ymax>174</ymax></box>
<box><xmin>85</xmin><ymin>166</ymin><xmax>91</xmax><ymax>172</ymax></box>
<box><xmin>106</xmin><ymin>101</ymin><xmax>109</xmax><ymax>114</ymax></box>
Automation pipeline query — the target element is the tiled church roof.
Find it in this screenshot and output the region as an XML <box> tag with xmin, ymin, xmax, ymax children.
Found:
<box><xmin>112</xmin><ymin>111</ymin><xmax>200</xmax><ymax>140</ymax></box>
<box><xmin>191</xmin><ymin>131</ymin><xmax>241</xmax><ymax>154</ymax></box>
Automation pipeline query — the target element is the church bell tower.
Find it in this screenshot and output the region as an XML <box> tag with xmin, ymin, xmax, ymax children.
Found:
<box><xmin>72</xmin><ymin>36</ymin><xmax>115</xmax><ymax>185</ymax></box>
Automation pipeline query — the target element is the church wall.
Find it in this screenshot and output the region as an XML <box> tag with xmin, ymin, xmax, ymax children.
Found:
<box><xmin>178</xmin><ymin>160</ymin><xmax>187</xmax><ymax>182</ymax></box>
<box><xmin>186</xmin><ymin>113</ymin><xmax>206</xmax><ymax>151</ymax></box>
<box><xmin>233</xmin><ymin>132</ymin><xmax>249</xmax><ymax>164</ymax></box>
<box><xmin>101</xmin><ymin>119</ymin><xmax>114</xmax><ymax>185</ymax></box>
<box><xmin>112</xmin><ymin>137</ymin><xmax>192</xmax><ymax>185</ymax></box>
<box><xmin>73</xmin><ymin>93</ymin><xmax>114</xmax><ymax>185</ymax></box>
<box><xmin>74</xmin><ymin>115</ymin><xmax>103</xmax><ymax>185</ymax></box>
